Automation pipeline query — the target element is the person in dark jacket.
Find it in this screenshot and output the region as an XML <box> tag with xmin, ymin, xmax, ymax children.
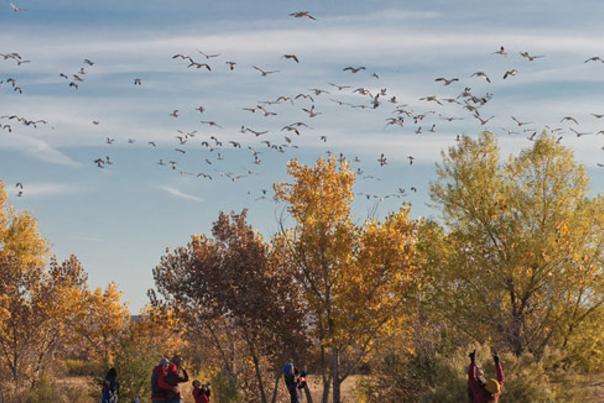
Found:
<box><xmin>164</xmin><ymin>355</ymin><xmax>189</xmax><ymax>403</ymax></box>
<box><xmin>101</xmin><ymin>367</ymin><xmax>119</xmax><ymax>403</ymax></box>
<box><xmin>151</xmin><ymin>358</ymin><xmax>177</xmax><ymax>402</ymax></box>
<box><xmin>283</xmin><ymin>360</ymin><xmax>306</xmax><ymax>403</ymax></box>
<box><xmin>468</xmin><ymin>349</ymin><xmax>505</xmax><ymax>403</ymax></box>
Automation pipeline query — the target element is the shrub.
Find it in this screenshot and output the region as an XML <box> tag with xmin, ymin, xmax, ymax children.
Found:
<box><xmin>210</xmin><ymin>368</ymin><xmax>242</xmax><ymax>403</ymax></box>
<box><xmin>1</xmin><ymin>376</ymin><xmax>93</xmax><ymax>403</ymax></box>
<box><xmin>111</xmin><ymin>338</ymin><xmax>160</xmax><ymax>402</ymax></box>
<box><xmin>358</xmin><ymin>343</ymin><xmax>585</xmax><ymax>403</ymax></box>
<box><xmin>64</xmin><ymin>358</ymin><xmax>103</xmax><ymax>377</ymax></box>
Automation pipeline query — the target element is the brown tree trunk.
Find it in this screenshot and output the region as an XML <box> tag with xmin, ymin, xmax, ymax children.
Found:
<box><xmin>303</xmin><ymin>382</ymin><xmax>314</xmax><ymax>403</ymax></box>
<box><xmin>321</xmin><ymin>379</ymin><xmax>331</xmax><ymax>403</ymax></box>
<box><xmin>250</xmin><ymin>348</ymin><xmax>268</xmax><ymax>403</ymax></box>
<box><xmin>331</xmin><ymin>349</ymin><xmax>341</xmax><ymax>403</ymax></box>
<box><xmin>243</xmin><ymin>328</ymin><xmax>268</xmax><ymax>403</ymax></box>
<box><xmin>270</xmin><ymin>373</ymin><xmax>281</xmax><ymax>403</ymax></box>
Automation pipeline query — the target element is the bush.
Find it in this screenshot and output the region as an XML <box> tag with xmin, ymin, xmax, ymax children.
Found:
<box><xmin>358</xmin><ymin>343</ymin><xmax>585</xmax><ymax>403</ymax></box>
<box><xmin>1</xmin><ymin>376</ymin><xmax>93</xmax><ymax>403</ymax></box>
<box><xmin>111</xmin><ymin>338</ymin><xmax>161</xmax><ymax>402</ymax></box>
<box><xmin>64</xmin><ymin>358</ymin><xmax>103</xmax><ymax>377</ymax></box>
<box><xmin>210</xmin><ymin>368</ymin><xmax>242</xmax><ymax>403</ymax></box>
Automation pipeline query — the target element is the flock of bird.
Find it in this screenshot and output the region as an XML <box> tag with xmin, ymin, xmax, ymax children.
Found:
<box><xmin>2</xmin><ymin>9</ymin><xmax>604</xmax><ymax>202</ymax></box>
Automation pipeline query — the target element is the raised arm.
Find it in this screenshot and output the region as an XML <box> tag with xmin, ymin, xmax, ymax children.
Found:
<box><xmin>468</xmin><ymin>350</ymin><xmax>478</xmax><ymax>381</ymax></box>
<box><xmin>493</xmin><ymin>351</ymin><xmax>505</xmax><ymax>385</ymax></box>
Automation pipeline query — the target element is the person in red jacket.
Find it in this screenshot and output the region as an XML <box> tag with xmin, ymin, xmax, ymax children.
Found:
<box><xmin>467</xmin><ymin>349</ymin><xmax>505</xmax><ymax>403</ymax></box>
<box><xmin>192</xmin><ymin>380</ymin><xmax>211</xmax><ymax>403</ymax></box>
<box><xmin>151</xmin><ymin>358</ymin><xmax>178</xmax><ymax>402</ymax></box>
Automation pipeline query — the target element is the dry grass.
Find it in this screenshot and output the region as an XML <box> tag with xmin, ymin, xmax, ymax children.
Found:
<box><xmin>58</xmin><ymin>375</ymin><xmax>361</xmax><ymax>403</ymax></box>
<box><xmin>305</xmin><ymin>375</ymin><xmax>360</xmax><ymax>403</ymax></box>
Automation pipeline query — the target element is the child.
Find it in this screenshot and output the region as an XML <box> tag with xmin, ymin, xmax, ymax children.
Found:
<box><xmin>192</xmin><ymin>379</ymin><xmax>211</xmax><ymax>403</ymax></box>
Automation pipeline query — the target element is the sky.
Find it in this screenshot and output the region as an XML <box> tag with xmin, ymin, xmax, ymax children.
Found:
<box><xmin>1</xmin><ymin>0</ymin><xmax>603</xmax><ymax>312</ymax></box>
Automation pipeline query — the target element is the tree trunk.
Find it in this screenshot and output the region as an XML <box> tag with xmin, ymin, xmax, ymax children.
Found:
<box><xmin>303</xmin><ymin>382</ymin><xmax>314</xmax><ymax>403</ymax></box>
<box><xmin>332</xmin><ymin>349</ymin><xmax>341</xmax><ymax>403</ymax></box>
<box><xmin>321</xmin><ymin>378</ymin><xmax>331</xmax><ymax>403</ymax></box>
<box><xmin>250</xmin><ymin>349</ymin><xmax>268</xmax><ymax>403</ymax></box>
<box><xmin>243</xmin><ymin>328</ymin><xmax>268</xmax><ymax>403</ymax></box>
<box><xmin>270</xmin><ymin>373</ymin><xmax>281</xmax><ymax>403</ymax></box>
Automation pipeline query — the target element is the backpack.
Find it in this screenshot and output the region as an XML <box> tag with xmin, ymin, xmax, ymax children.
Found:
<box><xmin>151</xmin><ymin>366</ymin><xmax>168</xmax><ymax>398</ymax></box>
<box><xmin>282</xmin><ymin>363</ymin><xmax>296</xmax><ymax>385</ymax></box>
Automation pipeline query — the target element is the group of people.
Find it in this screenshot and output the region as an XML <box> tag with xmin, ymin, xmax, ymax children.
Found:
<box><xmin>100</xmin><ymin>355</ymin><xmax>211</xmax><ymax>403</ymax></box>
<box><xmin>151</xmin><ymin>355</ymin><xmax>211</xmax><ymax>403</ymax></box>
<box><xmin>102</xmin><ymin>351</ymin><xmax>503</xmax><ymax>403</ymax></box>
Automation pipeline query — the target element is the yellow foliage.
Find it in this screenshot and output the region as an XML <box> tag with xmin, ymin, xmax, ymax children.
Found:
<box><xmin>429</xmin><ymin>132</ymin><xmax>604</xmax><ymax>365</ymax></box>
<box><xmin>274</xmin><ymin>156</ymin><xmax>419</xmax><ymax>384</ymax></box>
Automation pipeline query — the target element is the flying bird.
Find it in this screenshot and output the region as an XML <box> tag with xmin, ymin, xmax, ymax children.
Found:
<box><xmin>471</xmin><ymin>71</ymin><xmax>491</xmax><ymax>83</ymax></box>
<box><xmin>188</xmin><ymin>62</ymin><xmax>211</xmax><ymax>71</ymax></box>
<box><xmin>492</xmin><ymin>46</ymin><xmax>507</xmax><ymax>56</ymax></box>
<box><xmin>200</xmin><ymin>120</ymin><xmax>223</xmax><ymax>128</ymax></box>
<box><xmin>511</xmin><ymin>116</ymin><xmax>532</xmax><ymax>127</ymax></box>
<box><xmin>9</xmin><ymin>3</ymin><xmax>26</xmax><ymax>12</ymax></box>
<box><xmin>503</xmin><ymin>69</ymin><xmax>518</xmax><ymax>79</ymax></box>
<box><xmin>520</xmin><ymin>51</ymin><xmax>544</xmax><ymax>61</ymax></box>
<box><xmin>302</xmin><ymin>105</ymin><xmax>322</xmax><ymax>118</ymax></box>
<box><xmin>197</xmin><ymin>50</ymin><xmax>221</xmax><ymax>59</ymax></box>
<box><xmin>282</xmin><ymin>54</ymin><xmax>300</xmax><ymax>63</ymax></box>
<box><xmin>584</xmin><ymin>56</ymin><xmax>604</xmax><ymax>63</ymax></box>
<box><xmin>289</xmin><ymin>11</ymin><xmax>317</xmax><ymax>20</ymax></box>
<box><xmin>560</xmin><ymin>116</ymin><xmax>579</xmax><ymax>125</ymax></box>
<box><xmin>343</xmin><ymin>66</ymin><xmax>366</xmax><ymax>73</ymax></box>
<box><xmin>252</xmin><ymin>66</ymin><xmax>279</xmax><ymax>76</ymax></box>
<box><xmin>328</xmin><ymin>82</ymin><xmax>351</xmax><ymax>91</ymax></box>
<box><xmin>435</xmin><ymin>77</ymin><xmax>459</xmax><ymax>86</ymax></box>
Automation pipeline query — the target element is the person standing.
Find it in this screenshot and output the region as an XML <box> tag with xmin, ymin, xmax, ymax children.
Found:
<box><xmin>467</xmin><ymin>349</ymin><xmax>505</xmax><ymax>403</ymax></box>
<box><xmin>283</xmin><ymin>360</ymin><xmax>300</xmax><ymax>403</ymax></box>
<box><xmin>151</xmin><ymin>357</ymin><xmax>176</xmax><ymax>402</ymax></box>
<box><xmin>101</xmin><ymin>367</ymin><xmax>119</xmax><ymax>403</ymax></box>
<box><xmin>164</xmin><ymin>355</ymin><xmax>190</xmax><ymax>403</ymax></box>
<box><xmin>192</xmin><ymin>380</ymin><xmax>211</xmax><ymax>403</ymax></box>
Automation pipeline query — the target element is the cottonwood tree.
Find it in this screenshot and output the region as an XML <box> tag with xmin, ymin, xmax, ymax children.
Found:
<box><xmin>153</xmin><ymin>210</ymin><xmax>308</xmax><ymax>403</ymax></box>
<box><xmin>274</xmin><ymin>157</ymin><xmax>419</xmax><ymax>403</ymax></box>
<box><xmin>430</xmin><ymin>132</ymin><xmax>604</xmax><ymax>361</ymax></box>
<box><xmin>77</xmin><ymin>282</ymin><xmax>130</xmax><ymax>367</ymax></box>
<box><xmin>0</xmin><ymin>183</ymin><xmax>89</xmax><ymax>389</ymax></box>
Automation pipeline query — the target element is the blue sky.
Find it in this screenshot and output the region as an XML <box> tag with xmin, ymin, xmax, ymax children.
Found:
<box><xmin>1</xmin><ymin>0</ymin><xmax>603</xmax><ymax>311</ymax></box>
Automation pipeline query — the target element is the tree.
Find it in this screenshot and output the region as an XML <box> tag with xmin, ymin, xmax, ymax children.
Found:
<box><xmin>430</xmin><ymin>132</ymin><xmax>604</xmax><ymax>362</ymax></box>
<box><xmin>153</xmin><ymin>210</ymin><xmax>308</xmax><ymax>403</ymax></box>
<box><xmin>0</xmin><ymin>182</ymin><xmax>92</xmax><ymax>389</ymax></box>
<box><xmin>274</xmin><ymin>157</ymin><xmax>419</xmax><ymax>403</ymax></box>
<box><xmin>77</xmin><ymin>282</ymin><xmax>130</xmax><ymax>368</ymax></box>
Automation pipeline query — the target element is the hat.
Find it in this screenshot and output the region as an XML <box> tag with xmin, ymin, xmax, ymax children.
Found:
<box><xmin>485</xmin><ymin>378</ymin><xmax>501</xmax><ymax>395</ymax></box>
<box><xmin>159</xmin><ymin>358</ymin><xmax>170</xmax><ymax>366</ymax></box>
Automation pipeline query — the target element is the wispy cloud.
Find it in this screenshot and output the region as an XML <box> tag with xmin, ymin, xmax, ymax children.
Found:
<box><xmin>158</xmin><ymin>185</ymin><xmax>203</xmax><ymax>202</ymax></box>
<box><xmin>0</xmin><ymin>135</ymin><xmax>81</xmax><ymax>166</ymax></box>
